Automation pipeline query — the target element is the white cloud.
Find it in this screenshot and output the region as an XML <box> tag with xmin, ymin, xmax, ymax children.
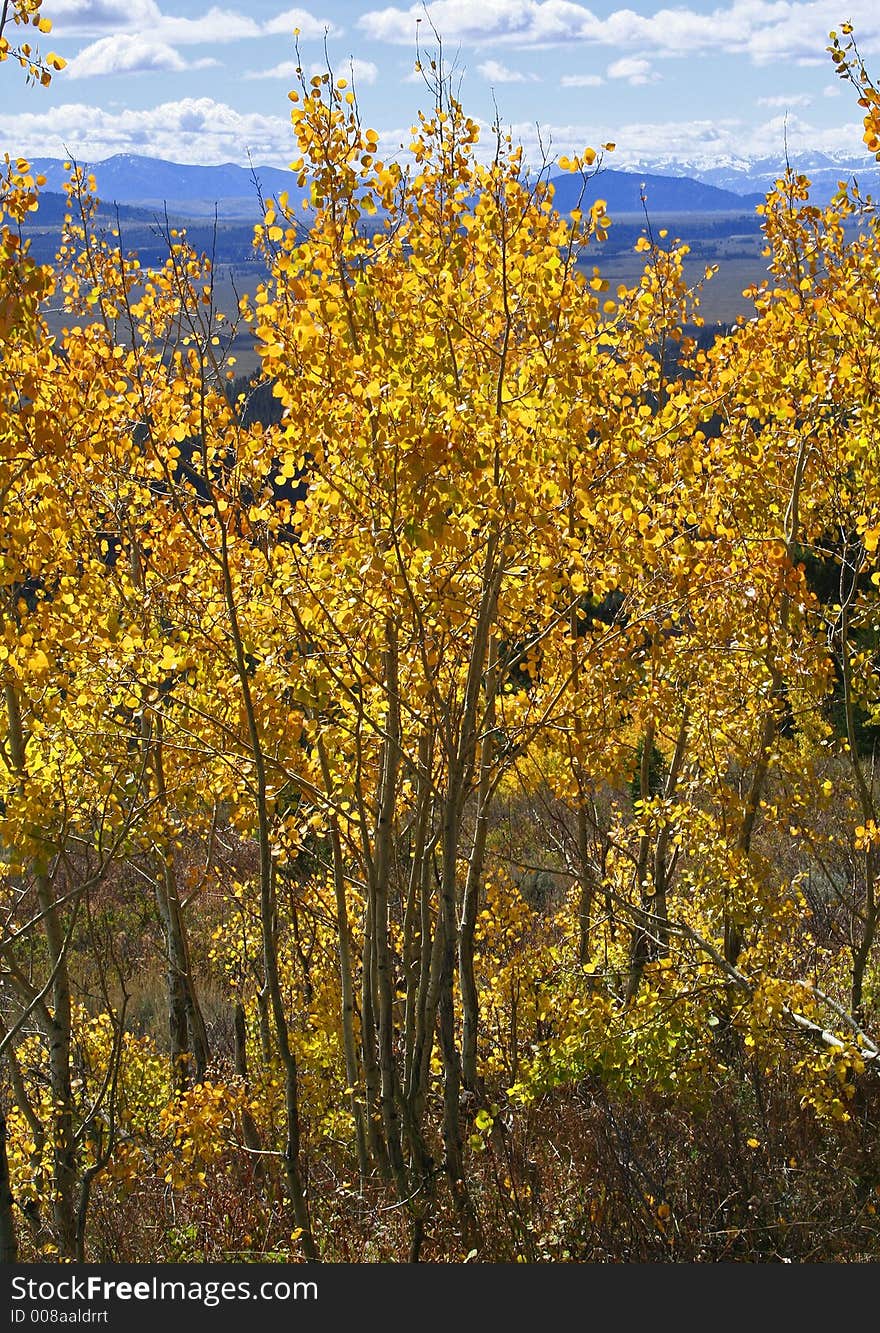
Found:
<box><xmin>0</xmin><ymin>95</ymin><xmax>869</xmax><ymax>175</ymax></box>
<box><xmin>321</xmin><ymin>57</ymin><xmax>379</xmax><ymax>84</ymax></box>
<box><xmin>263</xmin><ymin>7</ymin><xmax>340</xmax><ymax>38</ymax></box>
<box><xmin>476</xmin><ymin>58</ymin><xmax>533</xmax><ymax>82</ymax></box>
<box><xmin>360</xmin><ymin>0</ymin><xmax>592</xmax><ymax>46</ymax></box>
<box><xmin>151</xmin><ymin>8</ymin><xmax>263</xmax><ymax>43</ymax></box>
<box><xmin>757</xmin><ymin>93</ymin><xmax>813</xmax><ymax>108</ymax></box>
<box><xmin>347</xmin><ymin>56</ymin><xmax>379</xmax><ymax>84</ymax></box>
<box><xmin>0</xmin><ymin>98</ymin><xmax>299</xmax><ymax>166</ymax></box>
<box><xmin>607</xmin><ymin>56</ymin><xmax>658</xmax><ymax>85</ymax></box>
<box><xmin>496</xmin><ymin>111</ymin><xmax>868</xmax><ymax>171</ymax></box>
<box><xmin>244</xmin><ymin>60</ymin><xmax>301</xmax><ymax>80</ymax></box>
<box><xmin>246</xmin><ymin>56</ymin><xmax>375</xmax><ymax>82</ymax></box>
<box><xmin>358</xmin><ymin>0</ymin><xmax>880</xmax><ymax>63</ymax></box>
<box><xmin>51</xmin><ymin>2</ymin><xmax>340</xmax><ymax>91</ymax></box>
<box><xmin>66</xmin><ymin>34</ymin><xmax>219</xmax><ymax>78</ymax></box>
<box><xmin>50</xmin><ymin>0</ymin><xmax>161</xmax><ymax>36</ymax></box>
<box><xmin>561</xmin><ymin>72</ymin><xmax>602</xmax><ymax>86</ymax></box>
<box><xmin>52</xmin><ymin>0</ymin><xmax>334</xmax><ymax>44</ymax></box>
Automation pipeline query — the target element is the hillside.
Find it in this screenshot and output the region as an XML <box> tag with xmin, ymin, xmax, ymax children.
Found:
<box><xmin>28</xmin><ymin>154</ymin><xmax>301</xmax><ymax>219</ymax></box>
<box><xmin>546</xmin><ymin>167</ymin><xmax>764</xmax><ymax>214</ymax></box>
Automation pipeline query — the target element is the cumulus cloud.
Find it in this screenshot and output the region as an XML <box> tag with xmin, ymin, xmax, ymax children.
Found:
<box><xmin>606</xmin><ymin>56</ymin><xmax>658</xmax><ymax>85</ymax></box>
<box><xmin>360</xmin><ymin>0</ymin><xmax>592</xmax><ymax>46</ymax></box>
<box><xmin>50</xmin><ymin>2</ymin><xmax>340</xmax><ymax>92</ymax></box>
<box><xmin>151</xmin><ymin>8</ymin><xmax>263</xmax><ymax>43</ymax></box>
<box><xmin>0</xmin><ymin>94</ymin><xmax>868</xmax><ymax>173</ymax></box>
<box><xmin>65</xmin><ymin>34</ymin><xmax>219</xmax><ymax>78</ymax></box>
<box><xmin>0</xmin><ymin>98</ymin><xmax>299</xmax><ymax>166</ymax></box>
<box><xmin>313</xmin><ymin>57</ymin><xmax>379</xmax><ymax>84</ymax></box>
<box><xmin>476</xmin><ymin>58</ymin><xmax>534</xmax><ymax>81</ymax></box>
<box><xmin>358</xmin><ymin>0</ymin><xmax>880</xmax><ymax>63</ymax></box>
<box><xmin>50</xmin><ymin>0</ymin><xmax>162</xmax><ymax>36</ymax></box>
<box><xmin>347</xmin><ymin>56</ymin><xmax>379</xmax><ymax>84</ymax></box>
<box><xmin>244</xmin><ymin>59</ymin><xmax>301</xmax><ymax>80</ymax></box>
<box><xmin>264</xmin><ymin>7</ymin><xmax>340</xmax><ymax>37</ymax></box>
<box><xmin>497</xmin><ymin>110</ymin><xmax>867</xmax><ymax>170</ymax></box>
<box><xmin>52</xmin><ymin>0</ymin><xmax>334</xmax><ymax>44</ymax></box>
<box><xmin>561</xmin><ymin>72</ymin><xmax>602</xmax><ymax>86</ymax></box>
<box><xmin>245</xmin><ymin>55</ymin><xmax>375</xmax><ymax>82</ymax></box>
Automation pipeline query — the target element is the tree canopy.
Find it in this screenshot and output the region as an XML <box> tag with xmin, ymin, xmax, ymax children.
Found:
<box><xmin>1</xmin><ymin>11</ymin><xmax>880</xmax><ymax>1264</ymax></box>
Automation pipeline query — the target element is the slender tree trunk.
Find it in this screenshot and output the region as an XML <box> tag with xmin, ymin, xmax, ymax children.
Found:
<box><xmin>460</xmin><ymin>639</ymin><xmax>497</xmax><ymax>1092</ymax></box>
<box><xmin>0</xmin><ymin>1106</ymin><xmax>17</xmax><ymax>1264</ymax></box>
<box><xmin>6</xmin><ymin>683</ymin><xmax>76</xmax><ymax>1256</ymax></box>
<box><xmin>434</xmin><ymin>541</ymin><xmax>501</xmax><ymax>1230</ymax></box>
<box><xmin>155</xmin><ymin>863</ymin><xmax>194</xmax><ymax>1091</ymax></box>
<box><xmin>412</xmin><ymin>884</ymin><xmax>445</xmax><ymax>1120</ymax></box>
<box><xmin>727</xmin><ymin>707</ymin><xmax>776</xmax><ymax>967</ymax></box>
<box><xmin>575</xmin><ymin>802</ymin><xmax>595</xmax><ymax>966</ymax></box>
<box><xmin>261</xmin><ymin>857</ymin><xmax>316</xmax><ymax>1257</ymax></box>
<box><xmin>360</xmin><ymin>894</ymin><xmax>390</xmax><ymax>1175</ymax></box>
<box><xmin>625</xmin><ymin>710</ymin><xmax>690</xmax><ymax>1002</ymax></box>
<box><xmin>151</xmin><ymin>727</ymin><xmax>210</xmax><ymax>1086</ymax></box>
<box><xmin>1</xmin><ymin>1025</ymin><xmax>44</xmax><ymax>1243</ymax></box>
<box><xmin>726</xmin><ymin>430</ymin><xmax>811</xmax><ymax>967</ymax></box>
<box><xmin>217</xmin><ymin>522</ymin><xmax>316</xmax><ymax>1259</ymax></box>
<box><xmin>459</xmin><ymin>767</ymin><xmax>492</xmax><ymax>1088</ymax></box>
<box><xmin>323</xmin><ymin>812</ymin><xmax>369</xmax><ymax>1175</ymax></box>
<box><xmin>256</xmin><ymin>988</ymin><xmax>273</xmax><ymax>1065</ymax></box>
<box><xmin>850</xmin><ymin>861</ymin><xmax>878</xmax><ymax>1020</ymax></box>
<box><xmin>438</xmin><ymin>796</ymin><xmax>464</xmax><ymax>1191</ymax></box>
<box><xmin>568</xmin><ymin>462</ymin><xmax>597</xmax><ymax>965</ymax></box>
<box><xmin>233</xmin><ymin>1002</ymin><xmax>265</xmax><ymax>1168</ymax></box>
<box><xmin>406</xmin><ymin>827</ymin><xmax>450</xmax><ymax>1198</ymax></box>
<box><xmin>37</xmin><ymin>870</ymin><xmax>77</xmax><ymax>1259</ymax></box>
<box><xmin>651</xmin><ymin>707</ymin><xmax>690</xmax><ymax>955</ymax></box>
<box><xmin>625</xmin><ymin>721</ymin><xmax>657</xmax><ymax>1005</ymax></box>
<box><xmin>405</xmin><ymin>837</ymin><xmax>441</xmax><ymax>1183</ymax></box>
<box><xmin>402</xmin><ymin>733</ymin><xmax>433</xmax><ymax>1140</ymax></box>
<box><xmin>371</xmin><ymin>622</ymin><xmax>408</xmax><ymax>1195</ymax></box>
<box><xmin>440</xmin><ymin>803</ymin><xmax>481</xmax><ymax>1251</ymax></box>
<box><xmin>839</xmin><ymin>599</ymin><xmax>878</xmax><ymax>1019</ymax></box>
<box><xmin>131</xmin><ymin>539</ymin><xmax>209</xmax><ymax>1088</ymax></box>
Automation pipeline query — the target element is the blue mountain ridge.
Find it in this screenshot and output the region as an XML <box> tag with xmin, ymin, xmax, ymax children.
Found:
<box><xmin>25</xmin><ymin>153</ymin><xmax>765</xmax><ymax>219</ymax></box>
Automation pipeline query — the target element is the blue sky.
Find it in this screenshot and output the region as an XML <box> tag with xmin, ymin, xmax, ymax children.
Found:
<box><xmin>1</xmin><ymin>1</ymin><xmax>878</xmax><ymax>170</ymax></box>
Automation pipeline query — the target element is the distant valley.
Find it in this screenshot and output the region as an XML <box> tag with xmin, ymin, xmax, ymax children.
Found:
<box><xmin>22</xmin><ymin>151</ymin><xmax>770</xmax><ymax>270</ymax></box>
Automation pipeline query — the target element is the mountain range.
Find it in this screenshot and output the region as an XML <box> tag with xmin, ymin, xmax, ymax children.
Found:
<box><xmin>626</xmin><ymin>151</ymin><xmax>880</xmax><ymax>205</ymax></box>
<box><xmin>545</xmin><ymin>169</ymin><xmax>763</xmax><ymax>215</ymax></box>
<box><xmin>25</xmin><ymin>152</ymin><xmax>770</xmax><ymax>221</ymax></box>
<box><xmin>25</xmin><ymin>150</ymin><xmax>880</xmax><ymax>219</ymax></box>
<box><xmin>28</xmin><ymin>153</ymin><xmax>298</xmax><ymax>219</ymax></box>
